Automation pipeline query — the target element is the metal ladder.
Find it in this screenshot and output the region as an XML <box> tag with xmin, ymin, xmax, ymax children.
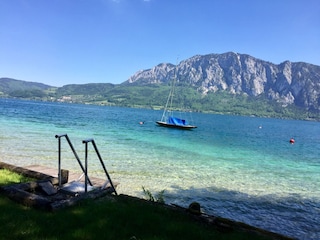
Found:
<box><xmin>55</xmin><ymin>134</ymin><xmax>117</xmax><ymax>195</ymax></box>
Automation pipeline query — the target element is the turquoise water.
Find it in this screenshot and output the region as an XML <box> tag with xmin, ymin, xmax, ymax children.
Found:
<box><xmin>0</xmin><ymin>98</ymin><xmax>319</xmax><ymax>239</ymax></box>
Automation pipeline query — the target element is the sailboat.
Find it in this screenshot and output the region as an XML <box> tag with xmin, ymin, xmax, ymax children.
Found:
<box><xmin>156</xmin><ymin>70</ymin><xmax>197</xmax><ymax>130</ymax></box>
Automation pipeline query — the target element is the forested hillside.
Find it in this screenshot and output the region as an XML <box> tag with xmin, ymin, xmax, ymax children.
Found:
<box><xmin>1</xmin><ymin>52</ymin><xmax>319</xmax><ymax>121</ymax></box>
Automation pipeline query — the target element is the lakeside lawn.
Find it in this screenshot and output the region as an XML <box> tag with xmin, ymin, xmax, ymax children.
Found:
<box><xmin>0</xmin><ymin>169</ymin><xmax>286</xmax><ymax>240</ymax></box>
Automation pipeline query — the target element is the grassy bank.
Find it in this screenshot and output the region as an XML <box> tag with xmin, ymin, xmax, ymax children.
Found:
<box><xmin>0</xmin><ymin>169</ymin><xmax>288</xmax><ymax>240</ymax></box>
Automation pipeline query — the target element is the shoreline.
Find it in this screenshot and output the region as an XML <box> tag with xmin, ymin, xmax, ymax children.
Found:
<box><xmin>0</xmin><ymin>161</ymin><xmax>294</xmax><ymax>240</ymax></box>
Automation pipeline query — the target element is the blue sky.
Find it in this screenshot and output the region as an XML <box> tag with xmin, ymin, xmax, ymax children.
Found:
<box><xmin>1</xmin><ymin>0</ymin><xmax>319</xmax><ymax>86</ymax></box>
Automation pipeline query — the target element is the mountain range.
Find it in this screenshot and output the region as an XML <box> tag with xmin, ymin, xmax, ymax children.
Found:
<box><xmin>126</xmin><ymin>52</ymin><xmax>320</xmax><ymax>112</ymax></box>
<box><xmin>1</xmin><ymin>52</ymin><xmax>319</xmax><ymax>120</ymax></box>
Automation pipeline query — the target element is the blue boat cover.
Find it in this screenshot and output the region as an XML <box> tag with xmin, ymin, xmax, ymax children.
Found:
<box><xmin>168</xmin><ymin>117</ymin><xmax>188</xmax><ymax>126</ymax></box>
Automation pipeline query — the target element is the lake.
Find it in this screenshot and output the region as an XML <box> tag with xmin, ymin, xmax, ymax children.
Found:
<box><xmin>0</xmin><ymin>98</ymin><xmax>319</xmax><ymax>239</ymax></box>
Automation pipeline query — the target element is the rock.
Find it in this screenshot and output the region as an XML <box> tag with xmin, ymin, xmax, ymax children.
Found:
<box><xmin>188</xmin><ymin>202</ymin><xmax>201</xmax><ymax>215</ymax></box>
<box><xmin>39</xmin><ymin>181</ymin><xmax>58</xmax><ymax>195</ymax></box>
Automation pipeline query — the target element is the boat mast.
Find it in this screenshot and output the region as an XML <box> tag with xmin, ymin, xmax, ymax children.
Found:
<box><xmin>161</xmin><ymin>64</ymin><xmax>177</xmax><ymax>122</ymax></box>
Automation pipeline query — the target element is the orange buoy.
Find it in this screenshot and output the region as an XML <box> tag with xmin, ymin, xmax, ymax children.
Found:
<box><xmin>289</xmin><ymin>138</ymin><xmax>295</xmax><ymax>144</ymax></box>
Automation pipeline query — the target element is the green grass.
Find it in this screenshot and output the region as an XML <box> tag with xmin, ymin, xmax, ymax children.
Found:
<box><xmin>0</xmin><ymin>169</ymin><xmax>34</xmax><ymax>185</ymax></box>
<box><xmin>0</xmin><ymin>169</ymin><xmax>278</xmax><ymax>240</ymax></box>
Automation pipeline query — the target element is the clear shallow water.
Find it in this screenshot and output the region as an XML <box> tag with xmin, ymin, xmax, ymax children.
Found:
<box><xmin>1</xmin><ymin>98</ymin><xmax>319</xmax><ymax>239</ymax></box>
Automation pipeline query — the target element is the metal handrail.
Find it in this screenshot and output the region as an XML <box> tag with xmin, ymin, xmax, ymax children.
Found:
<box><xmin>82</xmin><ymin>139</ymin><xmax>117</xmax><ymax>195</ymax></box>
<box><xmin>55</xmin><ymin>134</ymin><xmax>93</xmax><ymax>187</ymax></box>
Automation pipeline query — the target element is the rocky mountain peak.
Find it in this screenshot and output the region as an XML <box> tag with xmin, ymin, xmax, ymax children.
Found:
<box><xmin>125</xmin><ymin>52</ymin><xmax>320</xmax><ymax>111</ymax></box>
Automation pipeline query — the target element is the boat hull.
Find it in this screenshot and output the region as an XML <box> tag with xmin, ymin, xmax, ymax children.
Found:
<box><xmin>156</xmin><ymin>121</ymin><xmax>197</xmax><ymax>130</ymax></box>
